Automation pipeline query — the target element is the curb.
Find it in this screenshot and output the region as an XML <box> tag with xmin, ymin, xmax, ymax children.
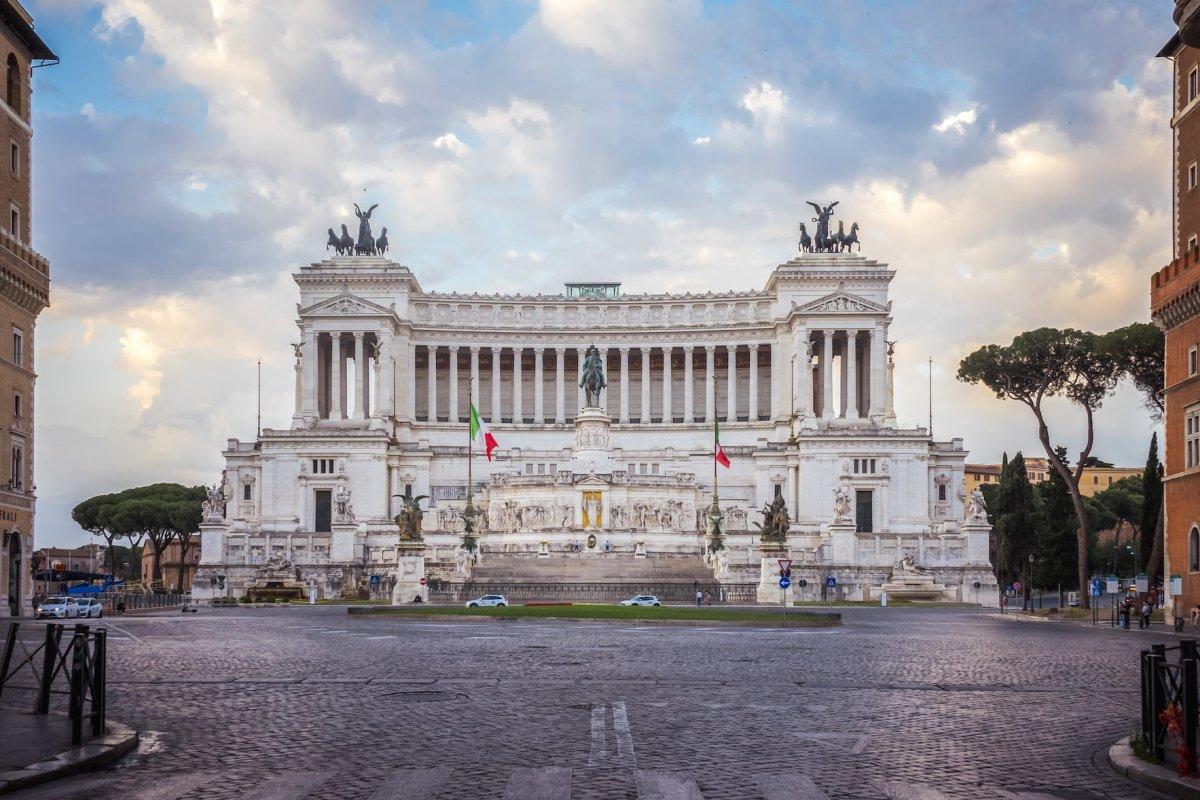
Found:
<box><xmin>0</xmin><ymin>719</ymin><xmax>138</xmax><ymax>795</ymax></box>
<box><xmin>1109</xmin><ymin>736</ymin><xmax>1200</xmax><ymax>799</ymax></box>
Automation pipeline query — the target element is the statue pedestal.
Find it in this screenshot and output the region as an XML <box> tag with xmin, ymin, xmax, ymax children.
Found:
<box><xmin>190</xmin><ymin>521</ymin><xmax>229</xmax><ymax>603</ymax></box>
<box><xmin>569</xmin><ymin>407</ymin><xmax>615</xmax><ymax>475</ymax></box>
<box><xmin>870</xmin><ymin>571</ymin><xmax>952</xmax><ymax>602</ymax></box>
<box><xmin>331</xmin><ymin>523</ymin><xmax>358</xmax><ymax>563</ymax></box>
<box><xmin>755</xmin><ymin>542</ymin><xmax>791</xmax><ymax>605</ymax></box>
<box><xmin>391</xmin><ymin>541</ymin><xmax>428</xmax><ymax>605</ymax></box>
<box><xmin>828</xmin><ymin>522</ymin><xmax>857</xmax><ymax>563</ymax></box>
<box><xmin>962</xmin><ymin>522</ymin><xmax>992</xmax><ymax>565</ymax></box>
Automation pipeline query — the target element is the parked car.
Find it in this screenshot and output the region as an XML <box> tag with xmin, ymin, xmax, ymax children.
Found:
<box><xmin>36</xmin><ymin>597</ymin><xmax>81</xmax><ymax>619</ymax></box>
<box><xmin>620</xmin><ymin>595</ymin><xmax>662</xmax><ymax>607</ymax></box>
<box><xmin>465</xmin><ymin>594</ymin><xmax>507</xmax><ymax>608</ymax></box>
<box><xmin>76</xmin><ymin>597</ymin><xmax>104</xmax><ymax>618</ymax></box>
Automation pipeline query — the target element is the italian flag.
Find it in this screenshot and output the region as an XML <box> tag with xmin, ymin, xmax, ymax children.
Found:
<box><xmin>714</xmin><ymin>420</ymin><xmax>731</xmax><ymax>468</ymax></box>
<box><xmin>469</xmin><ymin>402</ymin><xmax>499</xmax><ymax>461</ymax></box>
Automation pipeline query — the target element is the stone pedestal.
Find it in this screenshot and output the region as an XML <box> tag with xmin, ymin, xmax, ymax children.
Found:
<box><xmin>391</xmin><ymin>541</ymin><xmax>428</xmax><ymax>605</ymax></box>
<box><xmin>569</xmin><ymin>407</ymin><xmax>616</xmax><ymax>475</ymax></box>
<box><xmin>755</xmin><ymin>543</ymin><xmax>792</xmax><ymax>605</ymax></box>
<box><xmin>331</xmin><ymin>523</ymin><xmax>357</xmax><ymax>563</ymax></box>
<box><xmin>190</xmin><ymin>522</ymin><xmax>229</xmax><ymax>603</ymax></box>
<box><xmin>828</xmin><ymin>522</ymin><xmax>857</xmax><ymax>563</ymax></box>
<box><xmin>962</xmin><ymin>522</ymin><xmax>992</xmax><ymax>565</ymax></box>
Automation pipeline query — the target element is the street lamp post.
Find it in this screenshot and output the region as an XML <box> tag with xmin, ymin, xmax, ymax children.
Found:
<box><xmin>1026</xmin><ymin>553</ymin><xmax>1034</xmax><ymax>611</ymax></box>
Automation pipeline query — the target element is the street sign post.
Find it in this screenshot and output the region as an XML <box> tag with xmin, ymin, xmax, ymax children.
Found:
<box><xmin>1136</xmin><ymin>573</ymin><xmax>1149</xmax><ymax>593</ymax></box>
<box><xmin>779</xmin><ymin>577</ymin><xmax>790</xmax><ymax>589</ymax></box>
<box><xmin>419</xmin><ymin>577</ymin><xmax>428</xmax><ymax>586</ymax></box>
<box><xmin>824</xmin><ymin>576</ymin><xmax>836</xmax><ymax>612</ymax></box>
<box><xmin>1090</xmin><ymin>578</ymin><xmax>1102</xmax><ymax>597</ymax></box>
<box><xmin>1106</xmin><ymin>575</ymin><xmax>1119</xmax><ymax>595</ymax></box>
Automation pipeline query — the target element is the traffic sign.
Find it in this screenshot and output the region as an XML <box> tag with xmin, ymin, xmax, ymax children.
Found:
<box><xmin>1136</xmin><ymin>574</ymin><xmax>1149</xmax><ymax>593</ymax></box>
<box><xmin>779</xmin><ymin>577</ymin><xmax>791</xmax><ymax>589</ymax></box>
<box><xmin>418</xmin><ymin>577</ymin><xmax>428</xmax><ymax>586</ymax></box>
<box><xmin>825</xmin><ymin>576</ymin><xmax>837</xmax><ymax>588</ymax></box>
<box><xmin>798</xmin><ymin>579</ymin><xmax>808</xmax><ymax>588</ymax></box>
<box><xmin>370</xmin><ymin>575</ymin><xmax>380</xmax><ymax>585</ymax></box>
<box><xmin>1012</xmin><ymin>581</ymin><xmax>1022</xmax><ymax>592</ymax></box>
<box><xmin>1106</xmin><ymin>575</ymin><xmax>1119</xmax><ymax>594</ymax></box>
<box><xmin>1091</xmin><ymin>578</ymin><xmax>1102</xmax><ymax>594</ymax></box>
<box><xmin>777</xmin><ymin>558</ymin><xmax>793</xmax><ymax>571</ymax></box>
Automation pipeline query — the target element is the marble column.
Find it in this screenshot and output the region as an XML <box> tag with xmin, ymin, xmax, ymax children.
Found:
<box><xmin>839</xmin><ymin>336</ymin><xmax>848</xmax><ymax>419</ymax></box>
<box><xmin>846</xmin><ymin>331</ymin><xmax>858</xmax><ymax>419</ymax></box>
<box><xmin>726</xmin><ymin>345</ymin><xmax>737</xmax><ymax>421</ymax></box>
<box><xmin>330</xmin><ymin>332</ymin><xmax>343</xmax><ymax>420</ymax></box>
<box><xmin>470</xmin><ymin>346</ymin><xmax>480</xmax><ymax>414</ymax></box>
<box><xmin>491</xmin><ymin>346</ymin><xmax>502</xmax><ymax>425</ymax></box>
<box><xmin>448</xmin><ymin>346</ymin><xmax>459</xmax><ymax>422</ymax></box>
<box><xmin>302</xmin><ymin>326</ymin><xmax>317</xmax><ymax>416</ymax></box>
<box><xmin>683</xmin><ymin>346</ymin><xmax>694</xmax><ymax>422</ymax></box>
<box><xmin>640</xmin><ymin>348</ymin><xmax>651</xmax><ymax>423</ymax></box>
<box><xmin>512</xmin><ymin>346</ymin><xmax>523</xmax><ymax>423</ymax></box>
<box><xmin>705</xmin><ymin>345</ymin><xmax>716</xmax><ymax>423</ymax></box>
<box><xmin>619</xmin><ymin>347</ymin><xmax>630</xmax><ymax>423</ymax></box>
<box><xmin>555</xmin><ymin>348</ymin><xmax>566</xmax><ymax>423</ymax></box>
<box><xmin>426</xmin><ymin>344</ymin><xmax>437</xmax><ymax>422</ymax></box>
<box><xmin>748</xmin><ymin>344</ymin><xmax>759</xmax><ymax>421</ymax></box>
<box><xmin>577</xmin><ymin>347</ymin><xmax>585</xmax><ymax>412</ymax></box>
<box><xmin>662</xmin><ymin>346</ymin><xmax>673</xmax><ymax>423</ymax></box>
<box><xmin>869</xmin><ymin>326</ymin><xmax>885</xmax><ymax>418</ymax></box>
<box><xmin>793</xmin><ymin>327</ymin><xmax>809</xmax><ymax>419</ymax></box>
<box><xmin>379</xmin><ymin>335</ymin><xmax>394</xmax><ymax>418</ymax></box>
<box><xmin>534</xmin><ymin>347</ymin><xmax>544</xmax><ymax>423</ymax></box>
<box><xmin>407</xmin><ymin>342</ymin><xmax>416</xmax><ymax>421</ymax></box>
<box><xmin>822</xmin><ymin>330</ymin><xmax>834</xmax><ymax>419</ymax></box>
<box><xmin>363</xmin><ymin>338</ymin><xmax>372</xmax><ymax>417</ymax></box>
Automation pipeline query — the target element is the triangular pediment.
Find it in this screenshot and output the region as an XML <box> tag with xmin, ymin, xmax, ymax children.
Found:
<box><xmin>300</xmin><ymin>292</ymin><xmax>393</xmax><ymax>318</ymax></box>
<box><xmin>794</xmin><ymin>288</ymin><xmax>888</xmax><ymax>314</ymax></box>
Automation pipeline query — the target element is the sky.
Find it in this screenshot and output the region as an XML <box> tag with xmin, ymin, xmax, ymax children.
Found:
<box><xmin>25</xmin><ymin>0</ymin><xmax>1172</xmax><ymax>548</ymax></box>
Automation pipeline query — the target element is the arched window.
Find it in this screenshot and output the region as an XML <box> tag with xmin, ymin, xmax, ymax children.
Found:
<box><xmin>1190</xmin><ymin>526</ymin><xmax>1200</xmax><ymax>572</ymax></box>
<box><xmin>6</xmin><ymin>55</ymin><xmax>19</xmax><ymax>114</ymax></box>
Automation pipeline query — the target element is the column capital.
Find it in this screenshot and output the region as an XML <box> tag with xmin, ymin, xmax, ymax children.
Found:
<box><xmin>353</xmin><ymin>331</ymin><xmax>364</xmax><ymax>341</ymax></box>
<box><xmin>726</xmin><ymin>344</ymin><xmax>737</xmax><ymax>354</ymax></box>
<box><xmin>619</xmin><ymin>346</ymin><xmax>630</xmax><ymax>356</ymax></box>
<box><xmin>447</xmin><ymin>344</ymin><xmax>459</xmax><ymax>353</ymax></box>
<box><xmin>533</xmin><ymin>346</ymin><xmax>544</xmax><ymax>355</ymax></box>
<box><xmin>469</xmin><ymin>345</ymin><xmax>481</xmax><ymax>355</ymax></box>
<box><xmin>705</xmin><ymin>344</ymin><xmax>716</xmax><ymax>354</ymax></box>
<box><xmin>749</xmin><ymin>343</ymin><xmax>759</xmax><ymax>352</ymax></box>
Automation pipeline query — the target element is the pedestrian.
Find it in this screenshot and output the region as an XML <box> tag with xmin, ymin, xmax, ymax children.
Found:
<box><xmin>703</xmin><ymin>591</ymin><xmax>712</xmax><ymax>606</ymax></box>
<box><xmin>1141</xmin><ymin>600</ymin><xmax>1152</xmax><ymax>630</ymax></box>
<box><xmin>1191</xmin><ymin>604</ymin><xmax>1200</xmax><ymax>626</ymax></box>
<box><xmin>695</xmin><ymin>589</ymin><xmax>702</xmax><ymax>607</ymax></box>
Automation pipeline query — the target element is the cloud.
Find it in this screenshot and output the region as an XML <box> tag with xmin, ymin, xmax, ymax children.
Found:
<box><xmin>537</xmin><ymin>0</ymin><xmax>701</xmax><ymax>68</ymax></box>
<box><xmin>932</xmin><ymin>107</ymin><xmax>978</xmax><ymax>135</ymax></box>
<box><xmin>433</xmin><ymin>132</ymin><xmax>469</xmax><ymax>157</ymax></box>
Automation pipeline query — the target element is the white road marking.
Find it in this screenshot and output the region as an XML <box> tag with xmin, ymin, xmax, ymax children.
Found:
<box><xmin>757</xmin><ymin>773</ymin><xmax>828</xmax><ymax>800</ymax></box>
<box><xmin>796</xmin><ymin>731</ymin><xmax>868</xmax><ymax>754</ymax></box>
<box><xmin>502</xmin><ymin>767</ymin><xmax>572</xmax><ymax>800</ymax></box>
<box><xmin>97</xmin><ymin>620</ymin><xmax>143</xmax><ymax>643</ymax></box>
<box><xmin>239</xmin><ymin>770</ymin><xmax>335</xmax><ymax>800</ymax></box>
<box><xmin>613</xmin><ymin>700</ymin><xmax>636</xmax><ymax>766</ymax></box>
<box><xmin>367</xmin><ymin>766</ymin><xmax>453</xmax><ymax>800</ymax></box>
<box><xmin>588</xmin><ymin>703</ymin><xmax>607</xmax><ymax>766</ymax></box>
<box><xmin>879</xmin><ymin>783</ymin><xmax>950</xmax><ymax>800</ymax></box>
<box><xmin>636</xmin><ymin>770</ymin><xmax>704</xmax><ymax>800</ymax></box>
<box><xmin>366</xmin><ymin>635</ymin><xmax>397</xmax><ymax>640</ymax></box>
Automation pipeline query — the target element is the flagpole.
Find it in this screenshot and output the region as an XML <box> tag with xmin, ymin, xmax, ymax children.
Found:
<box><xmin>467</xmin><ymin>372</ymin><xmax>473</xmax><ymax>509</ymax></box>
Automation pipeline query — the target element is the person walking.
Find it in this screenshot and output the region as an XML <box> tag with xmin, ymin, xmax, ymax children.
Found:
<box><xmin>695</xmin><ymin>589</ymin><xmax>702</xmax><ymax>607</ymax></box>
<box><xmin>1140</xmin><ymin>599</ymin><xmax>1152</xmax><ymax>630</ymax></box>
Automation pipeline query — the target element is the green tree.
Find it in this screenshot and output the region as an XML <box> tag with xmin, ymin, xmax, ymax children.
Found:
<box><xmin>1093</xmin><ymin>474</ymin><xmax>1144</xmax><ymax>573</ymax></box>
<box><xmin>87</xmin><ymin>484</ymin><xmax>205</xmax><ymax>585</ymax></box>
<box><xmin>1139</xmin><ymin>434</ymin><xmax>1164</xmax><ymax>584</ymax></box>
<box><xmin>958</xmin><ymin>328</ymin><xmax>1122</xmax><ymax>608</ymax></box>
<box><xmin>71</xmin><ymin>492</ymin><xmax>124</xmax><ymax>577</ymax></box>
<box><xmin>993</xmin><ymin>453</ymin><xmax>1038</xmax><ymax>596</ymax></box>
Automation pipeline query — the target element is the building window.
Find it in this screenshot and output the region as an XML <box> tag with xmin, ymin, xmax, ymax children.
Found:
<box><xmin>9</xmin><ymin>444</ymin><xmax>21</xmax><ymax>489</ymax></box>
<box><xmin>242</xmin><ymin>483</ymin><xmax>251</xmax><ymax>501</ymax></box>
<box><xmin>1191</xmin><ymin>66</ymin><xmax>1199</xmax><ymax>103</ymax></box>
<box><xmin>310</xmin><ymin>458</ymin><xmax>334</xmax><ymax>474</ymax></box>
<box><xmin>8</xmin><ymin>205</ymin><xmax>16</xmax><ymax>240</ymax></box>
<box><xmin>12</xmin><ymin>392</ymin><xmax>20</xmax><ymax>420</ymax></box>
<box><xmin>1190</xmin><ymin>346</ymin><xmax>1198</xmax><ymax>377</ymax></box>
<box><xmin>314</xmin><ymin>489</ymin><xmax>331</xmax><ymax>533</ymax></box>
<box><xmin>524</xmin><ymin>463</ymin><xmax>533</xmax><ymax>475</ymax></box>
<box><xmin>855</xmin><ymin>489</ymin><xmax>873</xmax><ymax>533</ymax></box>
<box><xmin>9</xmin><ymin>141</ymin><xmax>16</xmax><ymax>176</ymax></box>
<box><xmin>1187</xmin><ymin>406</ymin><xmax>1200</xmax><ymax>469</ymax></box>
<box><xmin>5</xmin><ymin>54</ymin><xmax>18</xmax><ymax>114</ymax></box>
<box><xmin>938</xmin><ymin>484</ymin><xmax>946</xmax><ymax>502</ymax></box>
<box><xmin>1190</xmin><ymin>234</ymin><xmax>1198</xmax><ymax>252</ymax></box>
<box><xmin>11</xmin><ymin>327</ymin><xmax>21</xmax><ymax>367</ymax></box>
<box><xmin>1193</xmin><ymin>527</ymin><xmax>1200</xmax><ymax>572</ymax></box>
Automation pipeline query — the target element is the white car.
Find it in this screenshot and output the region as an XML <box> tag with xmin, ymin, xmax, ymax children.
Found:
<box><xmin>36</xmin><ymin>597</ymin><xmax>81</xmax><ymax>619</ymax></box>
<box><xmin>76</xmin><ymin>597</ymin><xmax>104</xmax><ymax>618</ymax></box>
<box><xmin>620</xmin><ymin>595</ymin><xmax>662</xmax><ymax>607</ymax></box>
<box><xmin>465</xmin><ymin>594</ymin><xmax>507</xmax><ymax>608</ymax></box>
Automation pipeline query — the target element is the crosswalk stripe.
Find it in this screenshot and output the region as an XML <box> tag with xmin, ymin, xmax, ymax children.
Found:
<box><xmin>367</xmin><ymin>766</ymin><xmax>453</xmax><ymax>800</ymax></box>
<box><xmin>613</xmin><ymin>700</ymin><xmax>636</xmax><ymax>765</ymax></box>
<box><xmin>879</xmin><ymin>783</ymin><xmax>950</xmax><ymax>800</ymax></box>
<box><xmin>239</xmin><ymin>770</ymin><xmax>335</xmax><ymax>800</ymax></box>
<box><xmin>636</xmin><ymin>770</ymin><xmax>704</xmax><ymax>800</ymax></box>
<box><xmin>757</xmin><ymin>773</ymin><xmax>828</xmax><ymax>800</ymax></box>
<box><xmin>502</xmin><ymin>767</ymin><xmax>571</xmax><ymax>800</ymax></box>
<box><xmin>588</xmin><ymin>703</ymin><xmax>607</xmax><ymax>766</ymax></box>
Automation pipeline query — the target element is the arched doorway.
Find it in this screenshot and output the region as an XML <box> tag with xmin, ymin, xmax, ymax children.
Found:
<box><xmin>6</xmin><ymin>530</ymin><xmax>21</xmax><ymax>616</ymax></box>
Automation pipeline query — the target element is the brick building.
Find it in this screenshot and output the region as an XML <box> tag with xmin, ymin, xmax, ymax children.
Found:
<box><xmin>0</xmin><ymin>0</ymin><xmax>53</xmax><ymax>617</ymax></box>
<box><xmin>1156</xmin><ymin>6</ymin><xmax>1200</xmax><ymax>619</ymax></box>
<box><xmin>141</xmin><ymin>534</ymin><xmax>201</xmax><ymax>593</ymax></box>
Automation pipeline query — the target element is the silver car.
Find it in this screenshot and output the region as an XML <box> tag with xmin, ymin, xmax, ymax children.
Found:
<box><xmin>76</xmin><ymin>597</ymin><xmax>104</xmax><ymax>618</ymax></box>
<box><xmin>465</xmin><ymin>594</ymin><xmax>507</xmax><ymax>608</ymax></box>
<box><xmin>36</xmin><ymin>597</ymin><xmax>81</xmax><ymax>619</ymax></box>
<box><xmin>620</xmin><ymin>595</ymin><xmax>662</xmax><ymax>607</ymax></box>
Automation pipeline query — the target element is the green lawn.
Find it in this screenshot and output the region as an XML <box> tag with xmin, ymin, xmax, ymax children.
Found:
<box><xmin>349</xmin><ymin>603</ymin><xmax>840</xmax><ymax>626</ymax></box>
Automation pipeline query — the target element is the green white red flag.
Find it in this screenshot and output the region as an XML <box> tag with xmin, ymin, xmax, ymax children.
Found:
<box><xmin>714</xmin><ymin>420</ymin><xmax>731</xmax><ymax>468</ymax></box>
<box><xmin>469</xmin><ymin>402</ymin><xmax>499</xmax><ymax>461</ymax></box>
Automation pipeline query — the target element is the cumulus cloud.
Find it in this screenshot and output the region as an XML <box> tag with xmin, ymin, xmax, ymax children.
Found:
<box><xmin>433</xmin><ymin>132</ymin><xmax>470</xmax><ymax>157</ymax></box>
<box><xmin>537</xmin><ymin>0</ymin><xmax>701</xmax><ymax>68</ymax></box>
<box><xmin>932</xmin><ymin>107</ymin><xmax>978</xmax><ymax>135</ymax></box>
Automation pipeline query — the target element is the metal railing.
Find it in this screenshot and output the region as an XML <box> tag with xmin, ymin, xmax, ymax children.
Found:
<box><xmin>0</xmin><ymin>622</ymin><xmax>107</xmax><ymax>745</ymax></box>
<box><xmin>1141</xmin><ymin>640</ymin><xmax>1199</xmax><ymax>773</ymax></box>
<box><xmin>98</xmin><ymin>591</ymin><xmax>182</xmax><ymax>611</ymax></box>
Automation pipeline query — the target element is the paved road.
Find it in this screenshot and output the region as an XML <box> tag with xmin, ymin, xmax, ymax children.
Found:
<box><xmin>0</xmin><ymin>606</ymin><xmax>1174</xmax><ymax>799</ymax></box>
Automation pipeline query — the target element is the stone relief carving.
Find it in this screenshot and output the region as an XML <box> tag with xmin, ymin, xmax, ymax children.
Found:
<box><xmin>488</xmin><ymin>501</ymin><xmax>576</xmax><ymax>532</ymax></box>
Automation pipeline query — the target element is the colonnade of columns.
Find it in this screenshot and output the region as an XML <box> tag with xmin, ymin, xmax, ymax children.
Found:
<box><xmin>308</xmin><ymin>331</ymin><xmax>383</xmax><ymax>420</ymax></box>
<box><xmin>791</xmin><ymin>327</ymin><xmax>886</xmax><ymax>421</ymax></box>
<box><xmin>413</xmin><ymin>344</ymin><xmax>773</xmax><ymax>425</ymax></box>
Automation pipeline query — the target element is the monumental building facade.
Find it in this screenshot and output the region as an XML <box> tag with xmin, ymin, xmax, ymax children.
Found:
<box><xmin>193</xmin><ymin>210</ymin><xmax>997</xmax><ymax>606</ymax></box>
<box><xmin>0</xmin><ymin>0</ymin><xmax>53</xmax><ymax>617</ymax></box>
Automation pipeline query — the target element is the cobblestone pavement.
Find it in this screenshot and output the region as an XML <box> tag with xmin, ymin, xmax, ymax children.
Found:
<box><xmin>0</xmin><ymin>607</ymin><xmax>1174</xmax><ymax>799</ymax></box>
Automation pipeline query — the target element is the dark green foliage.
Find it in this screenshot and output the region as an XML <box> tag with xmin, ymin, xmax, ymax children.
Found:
<box><xmin>73</xmin><ymin>484</ymin><xmax>205</xmax><ymax>584</ymax></box>
<box><xmin>991</xmin><ymin>453</ymin><xmax>1038</xmax><ymax>588</ymax></box>
<box><xmin>1140</xmin><ymin>433</ymin><xmax>1164</xmax><ymax>582</ymax></box>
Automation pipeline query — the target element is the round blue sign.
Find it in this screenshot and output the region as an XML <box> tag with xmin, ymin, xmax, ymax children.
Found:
<box><xmin>825</xmin><ymin>576</ymin><xmax>837</xmax><ymax>588</ymax></box>
<box><xmin>779</xmin><ymin>577</ymin><xmax>791</xmax><ymax>589</ymax></box>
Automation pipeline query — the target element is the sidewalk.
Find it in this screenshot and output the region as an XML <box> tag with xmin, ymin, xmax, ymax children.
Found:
<box><xmin>993</xmin><ymin>610</ymin><xmax>1194</xmax><ymax>637</ymax></box>
<box><xmin>0</xmin><ymin>708</ymin><xmax>137</xmax><ymax>794</ymax></box>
